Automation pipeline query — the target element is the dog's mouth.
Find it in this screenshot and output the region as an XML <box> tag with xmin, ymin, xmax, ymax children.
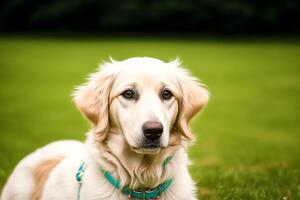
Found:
<box><xmin>129</xmin><ymin>139</ymin><xmax>163</xmax><ymax>155</ymax></box>
<box><xmin>131</xmin><ymin>142</ymin><xmax>162</xmax><ymax>154</ymax></box>
<box><xmin>131</xmin><ymin>147</ymin><xmax>161</xmax><ymax>154</ymax></box>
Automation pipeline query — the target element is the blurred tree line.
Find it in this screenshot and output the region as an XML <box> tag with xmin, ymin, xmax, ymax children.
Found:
<box><xmin>0</xmin><ymin>0</ymin><xmax>299</xmax><ymax>34</ymax></box>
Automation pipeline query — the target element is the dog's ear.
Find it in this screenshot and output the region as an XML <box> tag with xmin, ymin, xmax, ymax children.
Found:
<box><xmin>73</xmin><ymin>67</ymin><xmax>115</xmax><ymax>142</ymax></box>
<box><xmin>175</xmin><ymin>65</ymin><xmax>209</xmax><ymax>141</ymax></box>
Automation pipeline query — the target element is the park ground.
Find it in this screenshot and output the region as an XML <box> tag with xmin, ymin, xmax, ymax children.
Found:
<box><xmin>0</xmin><ymin>36</ymin><xmax>299</xmax><ymax>199</ymax></box>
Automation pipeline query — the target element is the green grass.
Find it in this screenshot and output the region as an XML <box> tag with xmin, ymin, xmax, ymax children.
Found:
<box><xmin>0</xmin><ymin>36</ymin><xmax>300</xmax><ymax>199</ymax></box>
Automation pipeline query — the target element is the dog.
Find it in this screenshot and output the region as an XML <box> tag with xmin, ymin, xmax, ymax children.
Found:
<box><xmin>1</xmin><ymin>57</ymin><xmax>209</xmax><ymax>200</ymax></box>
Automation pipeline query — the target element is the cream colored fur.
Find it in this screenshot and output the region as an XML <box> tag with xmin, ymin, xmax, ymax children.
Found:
<box><xmin>1</xmin><ymin>57</ymin><xmax>209</xmax><ymax>200</ymax></box>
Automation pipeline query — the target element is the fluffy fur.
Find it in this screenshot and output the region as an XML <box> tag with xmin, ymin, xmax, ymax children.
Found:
<box><xmin>1</xmin><ymin>57</ymin><xmax>209</xmax><ymax>200</ymax></box>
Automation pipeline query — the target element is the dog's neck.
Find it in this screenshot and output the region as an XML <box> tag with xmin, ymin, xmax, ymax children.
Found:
<box><xmin>86</xmin><ymin>132</ymin><xmax>181</xmax><ymax>190</ymax></box>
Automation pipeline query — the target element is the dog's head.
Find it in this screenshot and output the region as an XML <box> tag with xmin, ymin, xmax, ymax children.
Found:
<box><xmin>73</xmin><ymin>57</ymin><xmax>209</xmax><ymax>154</ymax></box>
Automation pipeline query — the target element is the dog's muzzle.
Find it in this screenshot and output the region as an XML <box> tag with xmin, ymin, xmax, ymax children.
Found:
<box><xmin>130</xmin><ymin>121</ymin><xmax>164</xmax><ymax>154</ymax></box>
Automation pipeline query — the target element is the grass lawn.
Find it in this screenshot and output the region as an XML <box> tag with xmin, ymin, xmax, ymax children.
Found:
<box><xmin>0</xmin><ymin>36</ymin><xmax>299</xmax><ymax>199</ymax></box>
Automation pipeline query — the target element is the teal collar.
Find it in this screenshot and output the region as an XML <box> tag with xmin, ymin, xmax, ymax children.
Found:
<box><xmin>76</xmin><ymin>156</ymin><xmax>173</xmax><ymax>200</ymax></box>
<box><xmin>100</xmin><ymin>167</ymin><xmax>173</xmax><ymax>199</ymax></box>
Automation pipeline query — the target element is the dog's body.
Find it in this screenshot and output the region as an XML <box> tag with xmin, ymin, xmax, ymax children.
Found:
<box><xmin>1</xmin><ymin>57</ymin><xmax>209</xmax><ymax>200</ymax></box>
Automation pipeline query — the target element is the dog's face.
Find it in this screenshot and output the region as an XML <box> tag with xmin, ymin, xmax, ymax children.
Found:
<box><xmin>74</xmin><ymin>57</ymin><xmax>209</xmax><ymax>155</ymax></box>
<box><xmin>109</xmin><ymin>60</ymin><xmax>180</xmax><ymax>154</ymax></box>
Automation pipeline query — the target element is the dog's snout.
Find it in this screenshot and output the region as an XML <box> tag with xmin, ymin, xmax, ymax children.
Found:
<box><xmin>142</xmin><ymin>121</ymin><xmax>163</xmax><ymax>141</ymax></box>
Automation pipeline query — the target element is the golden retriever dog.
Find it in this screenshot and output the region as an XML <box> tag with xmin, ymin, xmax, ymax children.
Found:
<box><xmin>1</xmin><ymin>57</ymin><xmax>209</xmax><ymax>200</ymax></box>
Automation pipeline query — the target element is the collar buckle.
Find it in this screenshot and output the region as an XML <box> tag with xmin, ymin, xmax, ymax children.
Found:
<box><xmin>144</xmin><ymin>187</ymin><xmax>160</xmax><ymax>200</ymax></box>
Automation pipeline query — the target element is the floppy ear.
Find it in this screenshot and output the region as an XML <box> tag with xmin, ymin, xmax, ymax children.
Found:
<box><xmin>73</xmin><ymin>68</ymin><xmax>115</xmax><ymax>142</ymax></box>
<box><xmin>176</xmin><ymin>69</ymin><xmax>209</xmax><ymax>141</ymax></box>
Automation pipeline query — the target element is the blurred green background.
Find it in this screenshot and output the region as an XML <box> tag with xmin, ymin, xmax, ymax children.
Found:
<box><xmin>0</xmin><ymin>37</ymin><xmax>299</xmax><ymax>199</ymax></box>
<box><xmin>0</xmin><ymin>0</ymin><xmax>299</xmax><ymax>34</ymax></box>
<box><xmin>0</xmin><ymin>0</ymin><xmax>300</xmax><ymax>199</ymax></box>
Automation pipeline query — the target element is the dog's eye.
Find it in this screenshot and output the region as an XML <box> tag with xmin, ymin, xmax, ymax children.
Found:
<box><xmin>161</xmin><ymin>89</ymin><xmax>173</xmax><ymax>100</ymax></box>
<box><xmin>122</xmin><ymin>89</ymin><xmax>136</xmax><ymax>99</ymax></box>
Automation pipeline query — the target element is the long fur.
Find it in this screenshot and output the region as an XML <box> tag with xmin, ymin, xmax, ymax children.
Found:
<box><xmin>32</xmin><ymin>157</ymin><xmax>64</xmax><ymax>200</ymax></box>
<box><xmin>1</xmin><ymin>57</ymin><xmax>209</xmax><ymax>200</ymax></box>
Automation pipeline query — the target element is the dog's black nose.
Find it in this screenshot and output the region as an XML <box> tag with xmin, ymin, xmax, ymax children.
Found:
<box><xmin>142</xmin><ymin>121</ymin><xmax>163</xmax><ymax>141</ymax></box>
